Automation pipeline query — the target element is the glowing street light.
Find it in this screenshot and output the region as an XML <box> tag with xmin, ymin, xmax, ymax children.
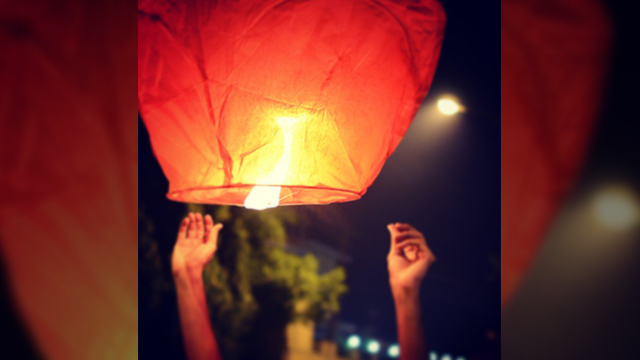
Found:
<box><xmin>455</xmin><ymin>357</ymin><xmax>467</xmax><ymax>360</ymax></box>
<box><xmin>441</xmin><ymin>354</ymin><xmax>453</xmax><ymax>360</ymax></box>
<box><xmin>592</xmin><ymin>186</ymin><xmax>640</xmax><ymax>231</ymax></box>
<box><xmin>437</xmin><ymin>97</ymin><xmax>462</xmax><ymax>116</ymax></box>
<box><xmin>346</xmin><ymin>335</ymin><xmax>361</xmax><ymax>349</ymax></box>
<box><xmin>366</xmin><ymin>340</ymin><xmax>381</xmax><ymax>354</ymax></box>
<box><xmin>429</xmin><ymin>351</ymin><xmax>438</xmax><ymax>360</ymax></box>
<box><xmin>387</xmin><ymin>344</ymin><xmax>400</xmax><ymax>358</ymax></box>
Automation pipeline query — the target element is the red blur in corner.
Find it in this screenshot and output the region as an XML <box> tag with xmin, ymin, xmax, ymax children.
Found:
<box><xmin>501</xmin><ymin>0</ymin><xmax>611</xmax><ymax>306</ymax></box>
<box><xmin>0</xmin><ymin>0</ymin><xmax>137</xmax><ymax>358</ymax></box>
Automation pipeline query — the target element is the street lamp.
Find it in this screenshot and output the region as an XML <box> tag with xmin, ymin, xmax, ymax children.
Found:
<box><xmin>387</xmin><ymin>344</ymin><xmax>400</xmax><ymax>358</ymax></box>
<box><xmin>346</xmin><ymin>335</ymin><xmax>361</xmax><ymax>349</ymax></box>
<box><xmin>366</xmin><ymin>340</ymin><xmax>380</xmax><ymax>354</ymax></box>
<box><xmin>437</xmin><ymin>97</ymin><xmax>462</xmax><ymax>116</ymax></box>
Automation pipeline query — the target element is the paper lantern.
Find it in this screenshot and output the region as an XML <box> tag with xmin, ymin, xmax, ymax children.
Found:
<box><xmin>501</xmin><ymin>0</ymin><xmax>610</xmax><ymax>306</ymax></box>
<box><xmin>138</xmin><ymin>0</ymin><xmax>445</xmax><ymax>209</ymax></box>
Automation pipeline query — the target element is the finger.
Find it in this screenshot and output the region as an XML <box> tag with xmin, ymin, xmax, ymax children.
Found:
<box><xmin>394</xmin><ymin>231</ymin><xmax>425</xmax><ymax>245</ymax></box>
<box><xmin>195</xmin><ymin>213</ymin><xmax>205</xmax><ymax>240</ymax></box>
<box><xmin>394</xmin><ymin>239</ymin><xmax>428</xmax><ymax>255</ymax></box>
<box><xmin>395</xmin><ymin>224</ymin><xmax>429</xmax><ymax>243</ymax></box>
<box><xmin>206</xmin><ymin>223</ymin><xmax>224</xmax><ymax>250</ymax></box>
<box><xmin>399</xmin><ymin>241</ymin><xmax>435</xmax><ymax>264</ymax></box>
<box><xmin>204</xmin><ymin>214</ymin><xmax>214</xmax><ymax>236</ymax></box>
<box><xmin>187</xmin><ymin>213</ymin><xmax>196</xmax><ymax>238</ymax></box>
<box><xmin>404</xmin><ymin>245</ymin><xmax>419</xmax><ymax>261</ymax></box>
<box><xmin>177</xmin><ymin>217</ymin><xmax>189</xmax><ymax>241</ymax></box>
<box><xmin>420</xmin><ymin>250</ymin><xmax>436</xmax><ymax>264</ymax></box>
<box><xmin>387</xmin><ymin>224</ymin><xmax>400</xmax><ymax>252</ymax></box>
<box><xmin>394</xmin><ymin>223</ymin><xmax>415</xmax><ymax>232</ymax></box>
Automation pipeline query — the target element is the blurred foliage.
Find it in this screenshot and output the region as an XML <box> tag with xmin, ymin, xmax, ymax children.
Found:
<box><xmin>138</xmin><ymin>207</ymin><xmax>167</xmax><ymax>311</ymax></box>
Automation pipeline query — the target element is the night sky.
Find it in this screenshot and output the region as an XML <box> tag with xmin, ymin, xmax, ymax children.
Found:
<box><xmin>140</xmin><ymin>0</ymin><xmax>500</xmax><ymax>358</ymax></box>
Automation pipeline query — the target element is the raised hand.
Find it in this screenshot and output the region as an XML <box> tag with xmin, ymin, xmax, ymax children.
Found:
<box><xmin>387</xmin><ymin>223</ymin><xmax>433</xmax><ymax>360</ymax></box>
<box><xmin>172</xmin><ymin>212</ymin><xmax>223</xmax><ymax>275</ymax></box>
<box><xmin>387</xmin><ymin>223</ymin><xmax>435</xmax><ymax>296</ymax></box>
<box><xmin>171</xmin><ymin>213</ymin><xmax>224</xmax><ymax>360</ymax></box>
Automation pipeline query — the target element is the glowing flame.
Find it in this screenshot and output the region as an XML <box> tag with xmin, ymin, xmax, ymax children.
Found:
<box><xmin>244</xmin><ymin>185</ymin><xmax>282</xmax><ymax>210</ymax></box>
<box><xmin>244</xmin><ymin>117</ymin><xmax>299</xmax><ymax>210</ymax></box>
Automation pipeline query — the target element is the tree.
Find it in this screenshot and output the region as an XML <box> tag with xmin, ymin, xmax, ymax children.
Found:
<box><xmin>139</xmin><ymin>207</ymin><xmax>166</xmax><ymax>312</ymax></box>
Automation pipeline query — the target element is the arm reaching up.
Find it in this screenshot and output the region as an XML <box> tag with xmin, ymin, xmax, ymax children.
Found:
<box><xmin>172</xmin><ymin>213</ymin><xmax>224</xmax><ymax>360</ymax></box>
<box><xmin>387</xmin><ymin>223</ymin><xmax>436</xmax><ymax>360</ymax></box>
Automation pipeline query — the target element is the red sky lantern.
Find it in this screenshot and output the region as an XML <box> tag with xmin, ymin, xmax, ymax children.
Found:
<box><xmin>501</xmin><ymin>0</ymin><xmax>610</xmax><ymax>306</ymax></box>
<box><xmin>138</xmin><ymin>0</ymin><xmax>446</xmax><ymax>209</ymax></box>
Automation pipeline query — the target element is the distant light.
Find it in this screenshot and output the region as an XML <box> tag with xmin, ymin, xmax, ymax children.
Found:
<box><xmin>455</xmin><ymin>357</ymin><xmax>467</xmax><ymax>360</ymax></box>
<box><xmin>441</xmin><ymin>354</ymin><xmax>453</xmax><ymax>360</ymax></box>
<box><xmin>346</xmin><ymin>335</ymin><xmax>361</xmax><ymax>349</ymax></box>
<box><xmin>437</xmin><ymin>98</ymin><xmax>461</xmax><ymax>116</ymax></box>
<box><xmin>593</xmin><ymin>187</ymin><xmax>640</xmax><ymax>231</ymax></box>
<box><xmin>366</xmin><ymin>340</ymin><xmax>381</xmax><ymax>354</ymax></box>
<box><xmin>429</xmin><ymin>351</ymin><xmax>438</xmax><ymax>360</ymax></box>
<box><xmin>387</xmin><ymin>344</ymin><xmax>400</xmax><ymax>358</ymax></box>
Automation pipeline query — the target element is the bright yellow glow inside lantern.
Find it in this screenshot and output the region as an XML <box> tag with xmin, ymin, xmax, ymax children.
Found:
<box><xmin>244</xmin><ymin>185</ymin><xmax>282</xmax><ymax>210</ymax></box>
<box><xmin>244</xmin><ymin>117</ymin><xmax>301</xmax><ymax>210</ymax></box>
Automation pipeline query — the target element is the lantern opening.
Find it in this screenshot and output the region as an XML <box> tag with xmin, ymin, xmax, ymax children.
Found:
<box><xmin>244</xmin><ymin>185</ymin><xmax>282</xmax><ymax>210</ymax></box>
<box><xmin>168</xmin><ymin>185</ymin><xmax>362</xmax><ymax>206</ymax></box>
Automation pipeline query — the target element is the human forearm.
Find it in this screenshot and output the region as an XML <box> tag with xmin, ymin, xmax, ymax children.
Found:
<box><xmin>174</xmin><ymin>268</ymin><xmax>222</xmax><ymax>360</ymax></box>
<box><xmin>386</xmin><ymin>223</ymin><xmax>433</xmax><ymax>360</ymax></box>
<box><xmin>393</xmin><ymin>287</ymin><xmax>426</xmax><ymax>360</ymax></box>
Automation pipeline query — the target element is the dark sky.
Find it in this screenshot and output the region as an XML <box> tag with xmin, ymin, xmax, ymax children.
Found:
<box><xmin>139</xmin><ymin>0</ymin><xmax>500</xmax><ymax>357</ymax></box>
<box><xmin>581</xmin><ymin>0</ymin><xmax>640</xmax><ymax>182</ymax></box>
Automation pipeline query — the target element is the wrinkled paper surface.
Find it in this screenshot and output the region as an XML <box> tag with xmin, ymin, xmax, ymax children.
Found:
<box><xmin>138</xmin><ymin>0</ymin><xmax>445</xmax><ymax>206</ymax></box>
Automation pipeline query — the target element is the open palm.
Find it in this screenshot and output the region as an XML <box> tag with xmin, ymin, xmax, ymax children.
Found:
<box><xmin>172</xmin><ymin>213</ymin><xmax>223</xmax><ymax>274</ymax></box>
<box><xmin>387</xmin><ymin>223</ymin><xmax>435</xmax><ymax>291</ymax></box>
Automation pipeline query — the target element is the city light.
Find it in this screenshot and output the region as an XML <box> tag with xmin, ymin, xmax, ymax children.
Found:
<box><xmin>437</xmin><ymin>97</ymin><xmax>462</xmax><ymax>116</ymax></box>
<box><xmin>592</xmin><ymin>186</ymin><xmax>640</xmax><ymax>231</ymax></box>
<box><xmin>366</xmin><ymin>340</ymin><xmax>381</xmax><ymax>354</ymax></box>
<box><xmin>429</xmin><ymin>351</ymin><xmax>438</xmax><ymax>360</ymax></box>
<box><xmin>441</xmin><ymin>354</ymin><xmax>453</xmax><ymax>360</ymax></box>
<box><xmin>455</xmin><ymin>357</ymin><xmax>467</xmax><ymax>360</ymax></box>
<box><xmin>346</xmin><ymin>335</ymin><xmax>361</xmax><ymax>349</ymax></box>
<box><xmin>387</xmin><ymin>344</ymin><xmax>400</xmax><ymax>358</ymax></box>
